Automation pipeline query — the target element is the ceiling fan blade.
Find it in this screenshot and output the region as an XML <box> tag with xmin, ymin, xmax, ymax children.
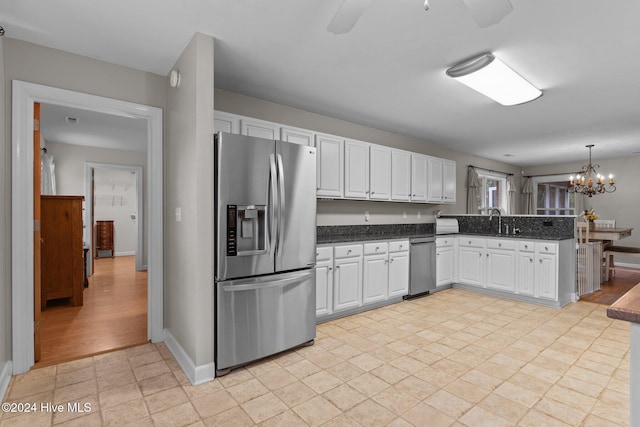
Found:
<box><xmin>327</xmin><ymin>0</ymin><xmax>371</xmax><ymax>35</ymax></box>
<box><xmin>461</xmin><ymin>0</ymin><xmax>513</xmax><ymax>28</ymax></box>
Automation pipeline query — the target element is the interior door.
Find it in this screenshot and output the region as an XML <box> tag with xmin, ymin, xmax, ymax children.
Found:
<box><xmin>33</xmin><ymin>102</ymin><xmax>41</xmax><ymax>362</ymax></box>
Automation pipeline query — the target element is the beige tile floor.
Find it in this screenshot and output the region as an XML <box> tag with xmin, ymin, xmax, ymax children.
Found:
<box><xmin>0</xmin><ymin>288</ymin><xmax>631</xmax><ymax>426</ymax></box>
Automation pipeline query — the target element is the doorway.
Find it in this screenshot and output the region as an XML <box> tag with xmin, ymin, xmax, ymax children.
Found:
<box><xmin>11</xmin><ymin>81</ymin><xmax>164</xmax><ymax>374</ymax></box>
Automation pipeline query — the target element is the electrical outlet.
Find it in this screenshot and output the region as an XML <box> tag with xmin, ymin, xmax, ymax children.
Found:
<box><xmin>402</xmin><ymin>212</ymin><xmax>407</xmax><ymax>219</ymax></box>
<box><xmin>175</xmin><ymin>207</ymin><xmax>182</xmax><ymax>222</ymax></box>
<box><xmin>364</xmin><ymin>211</ymin><xmax>370</xmax><ymax>222</ymax></box>
<box><xmin>417</xmin><ymin>211</ymin><xmax>421</xmax><ymax>219</ymax></box>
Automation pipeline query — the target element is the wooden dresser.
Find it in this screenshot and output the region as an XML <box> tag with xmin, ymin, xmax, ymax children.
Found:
<box><xmin>41</xmin><ymin>195</ymin><xmax>84</xmax><ymax>309</ymax></box>
<box><xmin>95</xmin><ymin>220</ymin><xmax>115</xmax><ymax>258</ymax></box>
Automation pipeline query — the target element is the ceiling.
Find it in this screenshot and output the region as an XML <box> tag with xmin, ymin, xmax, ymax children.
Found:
<box><xmin>3</xmin><ymin>0</ymin><xmax>640</xmax><ymax>166</ymax></box>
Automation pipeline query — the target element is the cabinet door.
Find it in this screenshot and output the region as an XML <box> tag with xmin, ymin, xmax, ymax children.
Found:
<box><xmin>442</xmin><ymin>160</ymin><xmax>456</xmax><ymax>203</ymax></box>
<box><xmin>486</xmin><ymin>250</ymin><xmax>516</xmax><ymax>292</ymax></box>
<box><xmin>427</xmin><ymin>156</ymin><xmax>443</xmax><ymax>203</ymax></box>
<box><xmin>240</xmin><ymin>118</ymin><xmax>279</xmax><ymax>139</ymax></box>
<box><xmin>334</xmin><ymin>257</ymin><xmax>362</xmax><ymax>312</ymax></box>
<box><xmin>281</xmin><ymin>126</ymin><xmax>314</xmax><ymax>146</ymax></box>
<box><xmin>315</xmin><ymin>134</ymin><xmax>344</xmax><ymax>198</ymax></box>
<box><xmin>369</xmin><ymin>145</ymin><xmax>391</xmax><ymax>200</ymax></box>
<box><xmin>315</xmin><ymin>260</ymin><xmax>333</xmax><ymax>317</ymax></box>
<box><xmin>214</xmin><ymin>111</ymin><xmax>240</xmax><ymax>134</ymax></box>
<box><xmin>388</xmin><ymin>252</ymin><xmax>409</xmax><ymax>297</ymax></box>
<box><xmin>516</xmin><ymin>252</ymin><xmax>535</xmax><ymax>296</ymax></box>
<box><xmin>535</xmin><ymin>254</ymin><xmax>558</xmax><ymax>300</ymax></box>
<box><xmin>458</xmin><ymin>247</ymin><xmax>484</xmax><ymax>287</ymax></box>
<box><xmin>344</xmin><ymin>139</ymin><xmax>370</xmax><ymax>199</ymax></box>
<box><xmin>391</xmin><ymin>150</ymin><xmax>411</xmax><ymax>201</ymax></box>
<box><xmin>410</xmin><ymin>154</ymin><xmax>428</xmax><ymax>202</ymax></box>
<box><xmin>363</xmin><ymin>254</ymin><xmax>388</xmax><ymax>303</ymax></box>
<box><xmin>436</xmin><ymin>246</ymin><xmax>454</xmax><ymax>287</ymax></box>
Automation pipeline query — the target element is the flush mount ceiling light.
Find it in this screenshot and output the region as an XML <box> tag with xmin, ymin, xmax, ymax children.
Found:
<box><xmin>446</xmin><ymin>53</ymin><xmax>542</xmax><ymax>106</ymax></box>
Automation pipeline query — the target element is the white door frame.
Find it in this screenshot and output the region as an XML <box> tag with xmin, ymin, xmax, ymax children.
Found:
<box><xmin>85</xmin><ymin>163</ymin><xmax>144</xmax><ymax>273</ymax></box>
<box><xmin>11</xmin><ymin>80</ymin><xmax>164</xmax><ymax>374</ymax></box>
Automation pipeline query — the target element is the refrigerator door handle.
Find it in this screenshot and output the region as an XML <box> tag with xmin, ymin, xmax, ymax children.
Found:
<box><xmin>276</xmin><ymin>153</ymin><xmax>286</xmax><ymax>258</ymax></box>
<box><xmin>220</xmin><ymin>270</ymin><xmax>312</xmax><ymax>292</ymax></box>
<box><xmin>269</xmin><ymin>153</ymin><xmax>278</xmax><ymax>258</ymax></box>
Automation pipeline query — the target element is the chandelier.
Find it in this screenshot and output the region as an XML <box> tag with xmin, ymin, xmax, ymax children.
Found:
<box><xmin>568</xmin><ymin>144</ymin><xmax>615</xmax><ymax>197</ymax></box>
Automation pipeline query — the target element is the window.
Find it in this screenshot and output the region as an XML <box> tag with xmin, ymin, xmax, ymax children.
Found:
<box><xmin>476</xmin><ymin>171</ymin><xmax>508</xmax><ymax>215</ymax></box>
<box><xmin>533</xmin><ymin>175</ymin><xmax>575</xmax><ymax>215</ymax></box>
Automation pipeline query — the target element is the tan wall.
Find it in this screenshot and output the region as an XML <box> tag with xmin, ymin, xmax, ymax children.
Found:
<box><xmin>214</xmin><ymin>89</ymin><xmax>524</xmax><ymax>225</ymax></box>
<box><xmin>164</xmin><ymin>33</ymin><xmax>215</xmax><ymax>367</ymax></box>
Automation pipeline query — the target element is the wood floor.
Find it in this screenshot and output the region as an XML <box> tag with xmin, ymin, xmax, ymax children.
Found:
<box><xmin>579</xmin><ymin>268</ymin><xmax>640</xmax><ymax>305</ymax></box>
<box><xmin>36</xmin><ymin>255</ymin><xmax>148</xmax><ymax>368</ymax></box>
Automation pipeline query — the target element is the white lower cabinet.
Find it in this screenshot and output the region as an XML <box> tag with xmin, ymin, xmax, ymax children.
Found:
<box><xmin>436</xmin><ymin>237</ymin><xmax>454</xmax><ymax>288</ymax></box>
<box><xmin>535</xmin><ymin>243</ymin><xmax>558</xmax><ymax>300</ymax></box>
<box><xmin>315</xmin><ymin>247</ymin><xmax>334</xmax><ymax>317</ymax></box>
<box><xmin>452</xmin><ymin>236</ymin><xmax>562</xmax><ymax>304</ymax></box>
<box><xmin>486</xmin><ymin>239</ymin><xmax>516</xmax><ymax>292</ymax></box>
<box><xmin>333</xmin><ymin>245</ymin><xmax>363</xmax><ymax>313</ymax></box>
<box><xmin>457</xmin><ymin>238</ymin><xmax>485</xmax><ymax>287</ymax></box>
<box><xmin>388</xmin><ymin>250</ymin><xmax>409</xmax><ymax>297</ymax></box>
<box><xmin>317</xmin><ymin>240</ymin><xmax>409</xmax><ymax>320</ymax></box>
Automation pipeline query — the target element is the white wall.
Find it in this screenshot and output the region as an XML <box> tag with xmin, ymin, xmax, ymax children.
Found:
<box><xmin>46</xmin><ymin>141</ymin><xmax>146</xmax><ymax>258</ymax></box>
<box><xmin>525</xmin><ymin>156</ymin><xmax>640</xmax><ymax>264</ymax></box>
<box><xmin>214</xmin><ymin>89</ymin><xmax>524</xmax><ymax>224</ymax></box>
<box><xmin>0</xmin><ymin>34</ymin><xmax>12</xmax><ymax>398</ymax></box>
<box><xmin>93</xmin><ymin>168</ymin><xmax>138</xmax><ymax>255</ymax></box>
<box><xmin>164</xmin><ymin>33</ymin><xmax>215</xmax><ymax>380</ymax></box>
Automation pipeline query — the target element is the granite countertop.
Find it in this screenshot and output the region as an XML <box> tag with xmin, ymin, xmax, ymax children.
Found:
<box><xmin>607</xmin><ymin>283</ymin><xmax>640</xmax><ymax>324</ymax></box>
<box><xmin>453</xmin><ymin>232</ymin><xmax>573</xmax><ymax>241</ymax></box>
<box><xmin>318</xmin><ymin>232</ymin><xmax>434</xmax><ymax>244</ymax></box>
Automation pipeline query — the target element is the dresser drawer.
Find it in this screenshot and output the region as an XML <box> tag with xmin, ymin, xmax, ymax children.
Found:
<box><xmin>536</xmin><ymin>242</ymin><xmax>557</xmax><ymax>255</ymax></box>
<box><xmin>518</xmin><ymin>241</ymin><xmax>535</xmax><ymax>252</ymax></box>
<box><xmin>436</xmin><ymin>237</ymin><xmax>454</xmax><ymax>247</ymax></box>
<box><xmin>458</xmin><ymin>237</ymin><xmax>485</xmax><ymax>248</ymax></box>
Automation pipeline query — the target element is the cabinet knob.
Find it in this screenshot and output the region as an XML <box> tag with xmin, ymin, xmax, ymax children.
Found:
<box><xmin>376</xmin><ymin>246</ymin><xmax>379</xmax><ymax>251</ymax></box>
<box><xmin>486</xmin><ymin>253</ymin><xmax>489</xmax><ymax>257</ymax></box>
<box><xmin>347</xmin><ymin>250</ymin><xmax>351</xmax><ymax>254</ymax></box>
<box><xmin>539</xmin><ymin>259</ymin><xmax>542</xmax><ymax>263</ymax></box>
<box><xmin>524</xmin><ymin>245</ymin><xmax>528</xmax><ymax>249</ymax></box>
<box><xmin>366</xmin><ymin>191</ymin><xmax>370</xmax><ymax>194</ymax></box>
<box><xmin>371</xmin><ymin>191</ymin><xmax>375</xmax><ymax>195</ymax></box>
<box><xmin>336</xmin><ymin>265</ymin><xmax>340</xmax><ymax>269</ymax></box>
<box><xmin>529</xmin><ymin>258</ymin><xmax>533</xmax><ymax>263</ymax></box>
<box><xmin>479</xmin><ymin>253</ymin><xmax>482</xmax><ymax>257</ymax></box>
<box><xmin>545</xmin><ymin>246</ymin><xmax>549</xmax><ymax>251</ymax></box>
<box><xmin>469</xmin><ymin>241</ymin><xmax>472</xmax><ymax>244</ymax></box>
<box><xmin>329</xmin><ymin>267</ymin><xmax>333</xmax><ymax>271</ymax></box>
<box><xmin>498</xmin><ymin>243</ymin><xmax>502</xmax><ymax>247</ymax></box>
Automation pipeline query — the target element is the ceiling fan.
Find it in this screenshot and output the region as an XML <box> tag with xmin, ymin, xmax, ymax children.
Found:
<box><xmin>327</xmin><ymin>0</ymin><xmax>513</xmax><ymax>35</ymax></box>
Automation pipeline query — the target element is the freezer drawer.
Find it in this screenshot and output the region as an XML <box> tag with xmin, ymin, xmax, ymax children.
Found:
<box><xmin>215</xmin><ymin>269</ymin><xmax>316</xmax><ymax>373</ymax></box>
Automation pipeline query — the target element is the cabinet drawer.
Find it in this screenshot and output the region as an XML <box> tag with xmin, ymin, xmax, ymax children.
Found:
<box><xmin>364</xmin><ymin>242</ymin><xmax>388</xmax><ymax>255</ymax></box>
<box><xmin>536</xmin><ymin>242</ymin><xmax>557</xmax><ymax>255</ymax></box>
<box><xmin>487</xmin><ymin>239</ymin><xmax>515</xmax><ymax>250</ymax></box>
<box><xmin>389</xmin><ymin>240</ymin><xmax>409</xmax><ymax>253</ymax></box>
<box><xmin>458</xmin><ymin>237</ymin><xmax>484</xmax><ymax>248</ymax></box>
<box><xmin>518</xmin><ymin>241</ymin><xmax>535</xmax><ymax>252</ymax></box>
<box><xmin>316</xmin><ymin>246</ymin><xmax>333</xmax><ymax>262</ymax></box>
<box><xmin>436</xmin><ymin>238</ymin><xmax>454</xmax><ymax>247</ymax></box>
<box><xmin>334</xmin><ymin>244</ymin><xmax>363</xmax><ymax>259</ymax></box>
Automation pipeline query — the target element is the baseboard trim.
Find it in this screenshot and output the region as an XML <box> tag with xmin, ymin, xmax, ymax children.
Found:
<box><xmin>0</xmin><ymin>360</ymin><xmax>13</xmax><ymax>400</ymax></box>
<box><xmin>115</xmin><ymin>251</ymin><xmax>136</xmax><ymax>257</ymax></box>
<box><xmin>163</xmin><ymin>329</ymin><xmax>215</xmax><ymax>386</ymax></box>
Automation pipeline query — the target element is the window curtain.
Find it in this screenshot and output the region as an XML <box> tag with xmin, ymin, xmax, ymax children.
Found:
<box><xmin>507</xmin><ymin>175</ymin><xmax>516</xmax><ymax>214</ymax></box>
<box><xmin>466</xmin><ymin>166</ymin><xmax>481</xmax><ymax>214</ymax></box>
<box><xmin>522</xmin><ymin>177</ymin><xmax>534</xmax><ymax>214</ymax></box>
<box><xmin>41</xmin><ymin>149</ymin><xmax>56</xmax><ymax>195</ymax></box>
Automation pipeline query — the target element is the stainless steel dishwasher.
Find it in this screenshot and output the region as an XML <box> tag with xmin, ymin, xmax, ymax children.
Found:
<box><xmin>406</xmin><ymin>236</ymin><xmax>436</xmax><ymax>298</ymax></box>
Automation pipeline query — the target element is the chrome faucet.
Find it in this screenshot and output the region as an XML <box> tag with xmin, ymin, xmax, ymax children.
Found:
<box><xmin>489</xmin><ymin>208</ymin><xmax>502</xmax><ymax>235</ymax></box>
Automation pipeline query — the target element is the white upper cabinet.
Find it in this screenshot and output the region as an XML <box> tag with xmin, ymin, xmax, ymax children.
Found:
<box><xmin>316</xmin><ymin>133</ymin><xmax>344</xmax><ymax>198</ymax></box>
<box><xmin>280</xmin><ymin>126</ymin><xmax>314</xmax><ymax>146</ymax></box>
<box><xmin>391</xmin><ymin>150</ymin><xmax>411</xmax><ymax>201</ymax></box>
<box><xmin>369</xmin><ymin>145</ymin><xmax>391</xmax><ymax>200</ymax></box>
<box><xmin>214</xmin><ymin>111</ymin><xmax>240</xmax><ymax>134</ymax></box>
<box><xmin>427</xmin><ymin>156</ymin><xmax>443</xmax><ymax>202</ymax></box>
<box><xmin>443</xmin><ymin>160</ymin><xmax>456</xmax><ymax>203</ymax></box>
<box><xmin>240</xmin><ymin>118</ymin><xmax>279</xmax><ymax>139</ymax></box>
<box><xmin>427</xmin><ymin>157</ymin><xmax>456</xmax><ymax>204</ymax></box>
<box><xmin>344</xmin><ymin>139</ymin><xmax>370</xmax><ymax>199</ymax></box>
<box><xmin>410</xmin><ymin>154</ymin><xmax>428</xmax><ymax>202</ymax></box>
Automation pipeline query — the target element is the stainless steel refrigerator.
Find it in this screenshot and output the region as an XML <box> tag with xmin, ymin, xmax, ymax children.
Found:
<box><xmin>214</xmin><ymin>132</ymin><xmax>317</xmax><ymax>375</ymax></box>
